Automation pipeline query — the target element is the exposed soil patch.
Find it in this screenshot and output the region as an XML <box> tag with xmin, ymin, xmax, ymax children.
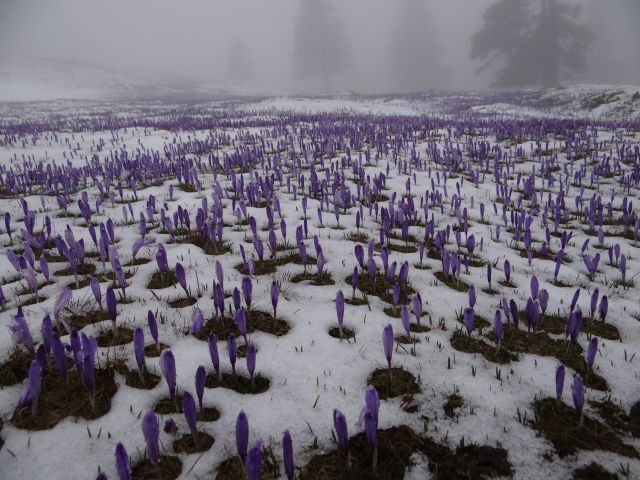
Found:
<box><xmin>215</xmin><ymin>452</ymin><xmax>279</xmax><ymax>480</ymax></box>
<box><xmin>572</xmin><ymin>463</ymin><xmax>618</xmax><ymax>480</ymax></box>
<box><xmin>531</xmin><ymin>398</ymin><xmax>638</xmax><ymax>458</ymax></box>
<box><xmin>590</xmin><ymin>399</ymin><xmax>640</xmax><ymax>438</ymax></box>
<box><xmin>184</xmin><ymin>232</ymin><xmax>232</xmax><ymax>256</ymax></box>
<box><xmin>197</xmin><ymin>310</ymin><xmax>290</xmax><ymax>341</ymax></box>
<box><xmin>95</xmin><ymin>326</ymin><xmax>134</xmax><ymax>347</ymax></box>
<box><xmin>11</xmin><ymin>368</ymin><xmax>118</xmax><ymax>431</ymax></box>
<box><xmin>444</xmin><ymin>394</ymin><xmax>464</xmax><ymax>418</ymax></box>
<box><xmin>61</xmin><ymin>308</ymin><xmax>111</xmax><ymax>332</ymax></box>
<box><xmin>173</xmin><ymin>431</ymin><xmax>215</xmax><ymax>454</ymax></box>
<box><xmin>167</xmin><ymin>296</ymin><xmax>198</xmax><ymax>308</ymax></box>
<box><xmin>346</xmin><ymin>271</ymin><xmax>415</xmax><ymax>305</ymax></box>
<box><xmin>0</xmin><ymin>348</ymin><xmax>33</xmax><ymax>387</ymax></box>
<box><xmin>153</xmin><ymin>394</ymin><xmax>220</xmax><ymax>421</ymax></box>
<box><xmin>144</xmin><ymin>342</ymin><xmax>169</xmax><ymax>358</ymax></box>
<box><xmin>532</xmin><ymin>312</ymin><xmax>621</xmax><ymax>340</ymax></box>
<box><xmin>235</xmin><ymin>252</ymin><xmax>316</xmax><ymax>275</ymax></box>
<box><xmin>493</xmin><ymin>329</ymin><xmax>608</xmax><ymax>390</ymax></box>
<box><xmin>301</xmin><ymin>425</ymin><xmax>423</xmax><ymax>480</ymax></box>
<box><xmin>450</xmin><ymin>330</ymin><xmax>517</xmax><ymax>364</ymax></box>
<box><xmin>147</xmin><ymin>270</ymin><xmax>179</xmax><ymax>289</ymax></box>
<box><xmin>291</xmin><ymin>271</ymin><xmax>335</xmax><ymax>285</ymax></box>
<box><xmin>433</xmin><ymin>271</ymin><xmax>469</xmax><ymax>292</ymax></box>
<box><xmin>131</xmin><ymin>455</ymin><xmax>182</xmax><ymax>480</ymax></box>
<box><xmin>367</xmin><ymin>367</ymin><xmax>420</xmax><ymax>400</ymax></box>
<box><xmin>204</xmin><ymin>372</ymin><xmax>270</xmax><ymax>394</ymax></box>
<box><xmin>328</xmin><ymin>326</ymin><xmax>356</xmax><ymax>341</ymax></box>
<box><xmin>301</xmin><ymin>425</ymin><xmax>513</xmax><ymax>480</ymax></box>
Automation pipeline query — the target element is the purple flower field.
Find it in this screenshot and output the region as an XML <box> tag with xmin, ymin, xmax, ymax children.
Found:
<box><xmin>1</xmin><ymin>88</ymin><xmax>640</xmax><ymax>479</ymax></box>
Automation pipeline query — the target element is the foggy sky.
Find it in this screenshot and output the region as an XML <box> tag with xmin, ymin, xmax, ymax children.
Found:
<box><xmin>0</xmin><ymin>0</ymin><xmax>638</xmax><ymax>94</ymax></box>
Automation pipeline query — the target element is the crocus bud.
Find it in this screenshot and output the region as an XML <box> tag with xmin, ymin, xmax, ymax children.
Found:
<box><xmin>182</xmin><ymin>391</ymin><xmax>198</xmax><ymax>438</ymax></box>
<box><xmin>175</xmin><ymin>262</ymin><xmax>187</xmax><ymax>295</ymax></box>
<box><xmin>271</xmin><ymin>280</ymin><xmax>279</xmax><ymax>318</ymax></box>
<box><xmin>141</xmin><ymin>411</ymin><xmax>160</xmax><ymax>464</ymax></box>
<box><xmin>159</xmin><ymin>349</ymin><xmax>176</xmax><ymax>400</ymax></box>
<box><xmin>572</xmin><ymin>375</ymin><xmax>584</xmax><ymax>414</ymax></box>
<box><xmin>282</xmin><ymin>430</ymin><xmax>294</xmax><ymax>480</ymax></box>
<box><xmin>556</xmin><ymin>364</ymin><xmax>565</xmax><ymax>400</ymax></box>
<box><xmin>333</xmin><ymin>409</ymin><xmax>349</xmax><ymax>457</ymax></box>
<box><xmin>147</xmin><ymin>310</ymin><xmax>159</xmax><ymax>348</ymax></box>
<box><xmin>587</xmin><ymin>337</ymin><xmax>598</xmax><ymax>369</ymax></box>
<box><xmin>236</xmin><ymin>410</ymin><xmax>249</xmax><ymax>463</ymax></box>
<box><xmin>382</xmin><ymin>324</ymin><xmax>393</xmax><ymax>369</ymax></box>
<box><xmin>115</xmin><ymin>443</ymin><xmax>131</xmax><ymax>480</ymax></box>
<box><xmin>208</xmin><ymin>333</ymin><xmax>220</xmax><ymax>377</ymax></box>
<box><xmin>228</xmin><ymin>334</ymin><xmax>237</xmax><ymax>375</ymax></box>
<box><xmin>195</xmin><ymin>366</ymin><xmax>206</xmax><ymax>412</ymax></box>
<box><xmin>247</xmin><ymin>440</ymin><xmax>264</xmax><ymax>480</ymax></box>
<box><xmin>464</xmin><ymin>307</ymin><xmax>474</xmax><ymax>336</ymax></box>
<box><xmin>246</xmin><ymin>343</ymin><xmax>257</xmax><ymax>385</ymax></box>
<box><xmin>599</xmin><ymin>296</ymin><xmax>608</xmax><ymax>322</ymax></box>
<box><xmin>134</xmin><ymin>327</ymin><xmax>145</xmax><ymax>375</ymax></box>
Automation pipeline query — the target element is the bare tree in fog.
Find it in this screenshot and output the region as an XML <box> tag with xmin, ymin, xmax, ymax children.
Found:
<box><xmin>471</xmin><ymin>0</ymin><xmax>593</xmax><ymax>89</ymax></box>
<box><xmin>292</xmin><ymin>0</ymin><xmax>349</xmax><ymax>91</ymax></box>
<box><xmin>226</xmin><ymin>37</ymin><xmax>255</xmax><ymax>87</ymax></box>
<box><xmin>389</xmin><ymin>0</ymin><xmax>446</xmax><ymax>93</ymax></box>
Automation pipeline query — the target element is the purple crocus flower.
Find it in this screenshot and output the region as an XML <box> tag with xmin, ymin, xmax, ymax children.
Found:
<box><xmin>148</xmin><ymin>310</ymin><xmax>159</xmax><ymax>349</ymax></box>
<box><xmin>236</xmin><ymin>410</ymin><xmax>249</xmax><ymax>463</ymax></box>
<box><xmin>494</xmin><ymin>310</ymin><xmax>503</xmax><ymax>348</ymax></box>
<box><xmin>504</xmin><ymin>260</ymin><xmax>511</xmax><ymax>282</ymax></box>
<box><xmin>246</xmin><ymin>342</ymin><xmax>257</xmax><ymax>387</ymax></box>
<box><xmin>412</xmin><ymin>293</ymin><xmax>422</xmax><ymax>325</ymax></box>
<box><xmin>142</xmin><ymin>411</ymin><xmax>160</xmax><ymax>464</ymax></box>
<box><xmin>336</xmin><ymin>290</ymin><xmax>345</xmax><ymax>337</ymax></box>
<box><xmin>134</xmin><ymin>327</ymin><xmax>145</xmax><ymax>382</ymax></box>
<box><xmin>155</xmin><ymin>244</ymin><xmax>168</xmax><ymax>273</ymax></box>
<box><xmin>18</xmin><ymin>359</ymin><xmax>41</xmax><ymax>416</ymax></box>
<box><xmin>599</xmin><ymin>296</ymin><xmax>608</xmax><ymax>322</ymax></box>
<box><xmin>525</xmin><ymin>298</ymin><xmax>539</xmax><ymax>332</ymax></box>
<box><xmin>247</xmin><ymin>440</ymin><xmax>264</xmax><ymax>480</ymax></box>
<box><xmin>115</xmin><ymin>443</ymin><xmax>131</xmax><ymax>480</ymax></box>
<box><xmin>106</xmin><ymin>286</ymin><xmax>118</xmax><ymax>336</ymax></box>
<box><xmin>464</xmin><ymin>307</ymin><xmax>474</xmax><ymax>336</ymax></box>
<box><xmin>159</xmin><ymin>349</ymin><xmax>176</xmax><ymax>400</ymax></box>
<box><xmin>51</xmin><ymin>333</ymin><xmax>68</xmax><ymax>383</ymax></box>
<box><xmin>556</xmin><ymin>364</ymin><xmax>565</xmax><ymax>401</ymax></box>
<box><xmin>587</xmin><ymin>337</ymin><xmax>598</xmax><ymax>370</ymax></box>
<box><xmin>235</xmin><ymin>309</ymin><xmax>248</xmax><ymax>344</ymax></box>
<box><xmin>271</xmin><ymin>280</ymin><xmax>279</xmax><ymax>318</ymax></box>
<box><xmin>282</xmin><ymin>430</ymin><xmax>294</xmax><ymax>480</ymax></box>
<box><xmin>175</xmin><ymin>262</ymin><xmax>188</xmax><ymax>297</ymax></box>
<box><xmin>333</xmin><ymin>408</ymin><xmax>349</xmax><ymax>458</ymax></box>
<box><xmin>382</xmin><ymin>324</ymin><xmax>393</xmax><ymax>374</ymax></box>
<box><xmin>538</xmin><ymin>289</ymin><xmax>549</xmax><ymax>315</ymax></box>
<box><xmin>208</xmin><ymin>333</ymin><xmax>220</xmax><ymax>379</ymax></box>
<box><xmin>195</xmin><ymin>366</ymin><xmax>206</xmax><ymax>413</ymax></box>
<box><xmin>242</xmin><ymin>276</ymin><xmax>252</xmax><ymax>311</ymax></box>
<box><xmin>9</xmin><ymin>313</ymin><xmax>34</xmax><ymax>355</ymax></box>
<box><xmin>90</xmin><ymin>277</ymin><xmax>102</xmax><ymax>308</ymax></box>
<box><xmin>572</xmin><ymin>375</ymin><xmax>585</xmax><ymax>426</ymax></box>
<box><xmin>182</xmin><ymin>391</ymin><xmax>199</xmax><ymax>445</ymax></box>
<box><xmin>190</xmin><ymin>308</ymin><xmax>204</xmax><ymax>336</ymax></box>
<box><xmin>228</xmin><ymin>334</ymin><xmax>237</xmax><ymax>376</ymax></box>
<box><xmin>54</xmin><ymin>287</ymin><xmax>73</xmax><ymax>331</ymax></box>
<box><xmin>530</xmin><ymin>276</ymin><xmax>539</xmax><ymax>300</ymax></box>
<box><xmin>468</xmin><ymin>285</ymin><xmax>476</xmax><ymax>308</ymax></box>
<box><xmin>590</xmin><ymin>288</ymin><xmax>599</xmax><ymax>320</ymax></box>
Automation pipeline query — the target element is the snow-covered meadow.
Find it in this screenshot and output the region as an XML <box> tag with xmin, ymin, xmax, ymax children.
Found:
<box><xmin>1</xmin><ymin>87</ymin><xmax>640</xmax><ymax>479</ymax></box>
